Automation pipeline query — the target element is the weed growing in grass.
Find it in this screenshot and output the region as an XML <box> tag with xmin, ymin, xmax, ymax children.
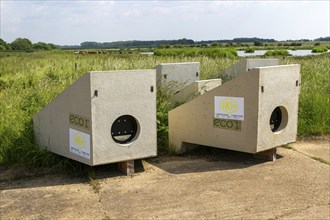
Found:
<box><xmin>156</xmin><ymin>83</ymin><xmax>177</xmax><ymax>153</ymax></box>
<box><xmin>88</xmin><ymin>167</ymin><xmax>101</xmax><ymax>193</ymax></box>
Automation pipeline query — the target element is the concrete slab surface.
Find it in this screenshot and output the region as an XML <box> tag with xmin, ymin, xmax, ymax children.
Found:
<box><xmin>0</xmin><ymin>141</ymin><xmax>329</xmax><ymax>220</ymax></box>
<box><xmin>291</xmin><ymin>137</ymin><xmax>330</xmax><ymax>162</ymax></box>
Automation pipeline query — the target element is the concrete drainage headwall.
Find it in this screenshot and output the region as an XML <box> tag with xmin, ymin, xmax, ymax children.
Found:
<box><xmin>33</xmin><ymin>70</ymin><xmax>157</xmax><ymax>166</ymax></box>
<box><xmin>168</xmin><ymin>63</ymin><xmax>300</xmax><ymax>154</ymax></box>
<box><xmin>33</xmin><ymin>59</ymin><xmax>301</xmax><ymax>168</ymax></box>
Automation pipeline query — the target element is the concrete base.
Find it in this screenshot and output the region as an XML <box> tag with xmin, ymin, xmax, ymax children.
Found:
<box><xmin>2</xmin><ymin>145</ymin><xmax>330</xmax><ymax>220</ymax></box>
<box><xmin>254</xmin><ymin>148</ymin><xmax>277</xmax><ymax>161</ymax></box>
<box><xmin>118</xmin><ymin>160</ymin><xmax>135</xmax><ymax>176</ymax></box>
<box><xmin>290</xmin><ymin>138</ymin><xmax>330</xmax><ymax>163</ymax></box>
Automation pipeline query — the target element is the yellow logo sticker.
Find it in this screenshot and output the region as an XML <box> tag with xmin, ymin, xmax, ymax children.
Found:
<box><xmin>73</xmin><ymin>132</ymin><xmax>87</xmax><ymax>149</ymax></box>
<box><xmin>214</xmin><ymin>96</ymin><xmax>244</xmax><ymax>121</ymax></box>
<box><xmin>220</xmin><ymin>98</ymin><xmax>238</xmax><ymax>114</ymax></box>
<box><xmin>69</xmin><ymin>128</ymin><xmax>91</xmax><ymax>159</ymax></box>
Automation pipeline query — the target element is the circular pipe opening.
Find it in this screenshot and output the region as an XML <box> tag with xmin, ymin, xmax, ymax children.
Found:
<box><xmin>269</xmin><ymin>106</ymin><xmax>288</xmax><ymax>133</ymax></box>
<box><xmin>111</xmin><ymin>115</ymin><xmax>139</xmax><ymax>144</ymax></box>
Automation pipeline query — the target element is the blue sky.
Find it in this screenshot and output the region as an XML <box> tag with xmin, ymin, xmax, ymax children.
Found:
<box><xmin>1</xmin><ymin>0</ymin><xmax>329</xmax><ymax>45</ymax></box>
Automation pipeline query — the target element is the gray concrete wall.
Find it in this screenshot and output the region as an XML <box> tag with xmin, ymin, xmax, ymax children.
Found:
<box><xmin>90</xmin><ymin>70</ymin><xmax>157</xmax><ymax>165</ymax></box>
<box><xmin>256</xmin><ymin>65</ymin><xmax>300</xmax><ymax>152</ymax></box>
<box><xmin>155</xmin><ymin>62</ymin><xmax>200</xmax><ymax>94</ymax></box>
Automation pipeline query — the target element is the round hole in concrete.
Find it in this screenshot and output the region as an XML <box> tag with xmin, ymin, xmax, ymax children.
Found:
<box><xmin>111</xmin><ymin>115</ymin><xmax>139</xmax><ymax>144</ymax></box>
<box><xmin>269</xmin><ymin>106</ymin><xmax>288</xmax><ymax>132</ymax></box>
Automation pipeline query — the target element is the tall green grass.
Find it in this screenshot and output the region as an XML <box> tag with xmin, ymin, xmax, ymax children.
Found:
<box><xmin>311</xmin><ymin>46</ymin><xmax>328</xmax><ymax>53</ymax></box>
<box><xmin>244</xmin><ymin>48</ymin><xmax>255</xmax><ymax>53</ymax></box>
<box><xmin>283</xmin><ymin>54</ymin><xmax>330</xmax><ymax>136</ymax></box>
<box><xmin>154</xmin><ymin>48</ymin><xmax>238</xmax><ymax>59</ymax></box>
<box><xmin>0</xmin><ymin>51</ymin><xmax>329</xmax><ymax>169</ymax></box>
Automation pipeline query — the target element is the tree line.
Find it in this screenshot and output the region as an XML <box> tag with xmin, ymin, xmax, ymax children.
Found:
<box><xmin>1</xmin><ymin>36</ymin><xmax>328</xmax><ymax>51</ymax></box>
<box><xmin>0</xmin><ymin>38</ymin><xmax>59</xmax><ymax>51</ymax></box>
<box><xmin>78</xmin><ymin>38</ymin><xmax>275</xmax><ymax>49</ymax></box>
<box><xmin>76</xmin><ymin>37</ymin><xmax>328</xmax><ymax>49</ymax></box>
<box><xmin>79</xmin><ymin>38</ymin><xmax>195</xmax><ymax>49</ymax></box>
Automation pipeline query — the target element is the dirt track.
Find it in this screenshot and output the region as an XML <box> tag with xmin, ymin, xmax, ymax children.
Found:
<box><xmin>1</xmin><ymin>138</ymin><xmax>329</xmax><ymax>219</ymax></box>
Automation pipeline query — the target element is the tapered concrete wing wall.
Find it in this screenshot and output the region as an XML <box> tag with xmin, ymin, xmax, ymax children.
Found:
<box><xmin>33</xmin><ymin>70</ymin><xmax>157</xmax><ymax>166</ymax></box>
<box><xmin>169</xmin><ymin>64</ymin><xmax>300</xmax><ymax>153</ymax></box>
<box><xmin>222</xmin><ymin>59</ymin><xmax>278</xmax><ymax>77</ymax></box>
<box><xmin>155</xmin><ymin>62</ymin><xmax>213</xmax><ymax>104</ymax></box>
<box><xmin>169</xmin><ymin>79</ymin><xmax>222</xmax><ymax>104</ymax></box>
<box><xmin>155</xmin><ymin>62</ymin><xmax>200</xmax><ymax>92</ymax></box>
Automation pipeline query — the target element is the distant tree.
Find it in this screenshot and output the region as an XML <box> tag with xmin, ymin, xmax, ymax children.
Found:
<box><xmin>233</xmin><ymin>37</ymin><xmax>275</xmax><ymax>43</ymax></box>
<box><xmin>173</xmin><ymin>44</ymin><xmax>184</xmax><ymax>48</ymax></box>
<box><xmin>211</xmin><ymin>42</ymin><xmax>220</xmax><ymax>47</ymax></box>
<box><xmin>81</xmin><ymin>41</ymin><xmax>100</xmax><ymax>49</ymax></box>
<box><xmin>10</xmin><ymin>38</ymin><xmax>33</xmax><ymax>51</ymax></box>
<box><xmin>0</xmin><ymin>38</ymin><xmax>7</xmax><ymax>47</ymax></box>
<box><xmin>159</xmin><ymin>44</ymin><xmax>170</xmax><ymax>49</ymax></box>
<box><xmin>314</xmin><ymin>36</ymin><xmax>330</xmax><ymax>41</ymax></box>
<box><xmin>33</xmin><ymin>42</ymin><xmax>52</xmax><ymax>50</ymax></box>
<box><xmin>48</xmin><ymin>43</ymin><xmax>58</xmax><ymax>49</ymax></box>
<box><xmin>176</xmin><ymin>38</ymin><xmax>195</xmax><ymax>45</ymax></box>
<box><xmin>0</xmin><ymin>38</ymin><xmax>11</xmax><ymax>50</ymax></box>
<box><xmin>0</xmin><ymin>45</ymin><xmax>6</xmax><ymax>51</ymax></box>
<box><xmin>254</xmin><ymin>41</ymin><xmax>263</xmax><ymax>46</ymax></box>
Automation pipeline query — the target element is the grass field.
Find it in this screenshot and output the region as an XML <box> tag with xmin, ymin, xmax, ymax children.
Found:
<box><xmin>0</xmin><ymin>51</ymin><xmax>329</xmax><ymax>169</ymax></box>
<box><xmin>154</xmin><ymin>48</ymin><xmax>238</xmax><ymax>58</ymax></box>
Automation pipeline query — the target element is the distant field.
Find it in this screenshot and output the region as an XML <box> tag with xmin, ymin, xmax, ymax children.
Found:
<box><xmin>0</xmin><ymin>50</ymin><xmax>329</xmax><ymax>168</ymax></box>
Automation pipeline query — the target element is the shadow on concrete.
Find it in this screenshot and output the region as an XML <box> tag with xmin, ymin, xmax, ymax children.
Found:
<box><xmin>0</xmin><ymin>147</ymin><xmax>283</xmax><ymax>190</ymax></box>
<box><xmin>147</xmin><ymin>146</ymin><xmax>283</xmax><ymax>174</ymax></box>
<box><xmin>0</xmin><ymin>160</ymin><xmax>146</xmax><ymax>190</ymax></box>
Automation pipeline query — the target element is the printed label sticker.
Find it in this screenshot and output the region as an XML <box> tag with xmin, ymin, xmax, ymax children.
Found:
<box><xmin>214</xmin><ymin>96</ymin><xmax>244</xmax><ymax>121</ymax></box>
<box><xmin>69</xmin><ymin>128</ymin><xmax>91</xmax><ymax>159</ymax></box>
